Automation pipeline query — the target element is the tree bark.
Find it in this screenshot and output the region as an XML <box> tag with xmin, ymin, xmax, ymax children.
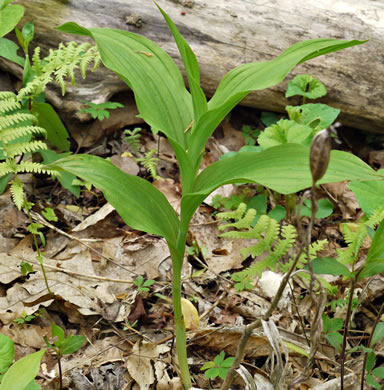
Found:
<box><xmin>5</xmin><ymin>0</ymin><xmax>384</xmax><ymax>133</ymax></box>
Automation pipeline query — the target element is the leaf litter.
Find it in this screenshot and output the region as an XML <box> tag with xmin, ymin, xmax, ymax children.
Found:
<box><xmin>0</xmin><ymin>102</ymin><xmax>383</xmax><ymax>390</ymax></box>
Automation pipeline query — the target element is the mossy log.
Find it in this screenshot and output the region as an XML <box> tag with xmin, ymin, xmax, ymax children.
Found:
<box><xmin>4</xmin><ymin>0</ymin><xmax>384</xmax><ymax>133</ymax></box>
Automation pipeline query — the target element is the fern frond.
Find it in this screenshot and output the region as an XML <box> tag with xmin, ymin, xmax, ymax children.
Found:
<box><xmin>18</xmin><ymin>41</ymin><xmax>100</xmax><ymax>99</ymax></box>
<box><xmin>10</xmin><ymin>180</ymin><xmax>24</xmax><ymax>210</ymax></box>
<box><xmin>0</xmin><ymin>112</ymin><xmax>38</xmax><ymax>129</ymax></box>
<box><xmin>0</xmin><ymin>99</ymin><xmax>21</xmax><ymax>114</ymax></box>
<box><xmin>4</xmin><ymin>141</ymin><xmax>47</xmax><ymax>158</ymax></box>
<box><xmin>0</xmin><ymin>126</ymin><xmax>47</xmax><ymax>143</ymax></box>
<box><xmin>366</xmin><ymin>207</ymin><xmax>384</xmax><ymax>228</ymax></box>
<box><xmin>0</xmin><ymin>161</ymin><xmax>14</xmax><ymax>176</ymax></box>
<box><xmin>31</xmin><ymin>46</ymin><xmax>44</xmax><ymax>76</ymax></box>
<box><xmin>16</xmin><ymin>161</ymin><xmax>58</xmax><ymax>176</ymax></box>
<box><xmin>136</xmin><ymin>149</ymin><xmax>160</xmax><ymax>180</ymax></box>
<box><xmin>217</xmin><ymin>203</ymin><xmax>256</xmax><ymax>231</ymax></box>
<box><xmin>274</xmin><ymin>224</ymin><xmax>297</xmax><ymax>259</ymax></box>
<box><xmin>0</xmin><ymin>91</ymin><xmax>17</xmax><ymax>100</ymax></box>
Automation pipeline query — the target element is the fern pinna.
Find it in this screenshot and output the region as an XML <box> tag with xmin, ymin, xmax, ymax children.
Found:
<box><xmin>217</xmin><ymin>203</ymin><xmax>326</xmax><ymax>291</ymax></box>
<box><xmin>19</xmin><ymin>41</ymin><xmax>101</xmax><ymax>99</ymax></box>
<box><xmin>0</xmin><ymin>92</ymin><xmax>57</xmax><ymax>209</ymax></box>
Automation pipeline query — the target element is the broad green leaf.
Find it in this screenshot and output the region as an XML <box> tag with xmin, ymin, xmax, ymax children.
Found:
<box><xmin>366</xmin><ymin>219</ymin><xmax>384</xmax><ymax>262</ymax></box>
<box><xmin>0</xmin><ymin>37</ymin><xmax>24</xmax><ymax>66</ymax></box>
<box><xmin>299</xmin><ymin>198</ymin><xmax>334</xmax><ymax>219</ymax></box>
<box><xmin>348</xmin><ymin>169</ymin><xmax>384</xmax><ymax>216</ymax></box>
<box><xmin>0</xmin><ymin>349</ymin><xmax>45</xmax><ymax>390</ymax></box>
<box><xmin>286</xmin><ymin>74</ymin><xmax>327</xmax><ymax>99</ymax></box>
<box><xmin>311</xmin><ymin>257</ymin><xmax>351</xmax><ymax>277</ymax></box>
<box><xmin>51</xmin><ymin>323</ymin><xmax>65</xmax><ymax>345</ymax></box>
<box><xmin>372</xmin><ymin>366</ymin><xmax>384</xmax><ymax>379</ymax></box>
<box><xmin>261</xmin><ymin>112</ymin><xmax>281</xmax><ymax>127</ymax></box>
<box><xmin>366</xmin><ymin>351</ymin><xmax>376</xmax><ymax>372</ymax></box>
<box><xmin>189</xmin><ymin>38</ymin><xmax>365</xmax><ymax>162</ymax></box>
<box><xmin>40</xmin><ymin>150</ymin><xmax>80</xmax><ymax>197</ymax></box>
<box><xmin>358</xmin><ymin>260</ymin><xmax>384</xmax><ymax>280</ymax></box>
<box><xmin>370</xmin><ymin>323</ymin><xmax>384</xmax><ymax>347</ymax></box>
<box><xmin>57</xmin><ymin>22</ymin><xmax>192</xmax><ymax>150</ymax></box>
<box><xmin>182</xmin><ymin>144</ymin><xmax>381</xmax><ymax>225</ymax></box>
<box><xmin>209</xmin><ymin>39</ymin><xmax>365</xmax><ymax>110</ymax></box>
<box><xmin>24</xmin><ymin>380</ymin><xmax>41</xmax><ymax>390</ymax></box>
<box><xmin>258</xmin><ymin>119</ymin><xmax>313</xmax><ymax>150</ymax></box>
<box><xmin>325</xmin><ymin>332</ymin><xmax>343</xmax><ymax>352</ymax></box>
<box><xmin>0</xmin><ymin>4</ymin><xmax>24</xmax><ymax>37</ymax></box>
<box><xmin>286</xmin><ymin>103</ymin><xmax>340</xmax><ymax>131</ymax></box>
<box><xmin>32</xmin><ymin>102</ymin><xmax>70</xmax><ymax>152</ymax></box>
<box><xmin>201</xmin><ymin>361</ymin><xmax>215</xmax><ymax>370</ymax></box>
<box><xmin>60</xmin><ymin>335</ymin><xmax>85</xmax><ymax>355</ymax></box>
<box><xmin>366</xmin><ymin>373</ymin><xmax>381</xmax><ymax>389</ymax></box>
<box><xmin>0</xmin><ymin>334</ymin><xmax>14</xmax><ymax>374</ymax></box>
<box><xmin>52</xmin><ymin>154</ymin><xmax>179</xmax><ymax>245</ymax></box>
<box><xmin>156</xmin><ymin>3</ymin><xmax>207</xmax><ymax>122</ymax></box>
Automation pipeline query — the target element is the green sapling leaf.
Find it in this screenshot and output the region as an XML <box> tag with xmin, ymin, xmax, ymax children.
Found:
<box><xmin>0</xmin><ymin>349</ymin><xmax>45</xmax><ymax>390</ymax></box>
<box><xmin>286</xmin><ymin>103</ymin><xmax>340</xmax><ymax>131</ymax></box>
<box><xmin>0</xmin><ymin>334</ymin><xmax>14</xmax><ymax>375</ymax></box>
<box><xmin>310</xmin><ymin>257</ymin><xmax>352</xmax><ymax>277</ymax></box>
<box><xmin>59</xmin><ymin>335</ymin><xmax>86</xmax><ymax>355</ymax></box>
<box><xmin>258</xmin><ymin>119</ymin><xmax>313</xmax><ymax>150</ymax></box>
<box><xmin>286</xmin><ymin>74</ymin><xmax>327</xmax><ymax>99</ymax></box>
<box><xmin>370</xmin><ymin>323</ymin><xmax>384</xmax><ymax>347</ymax></box>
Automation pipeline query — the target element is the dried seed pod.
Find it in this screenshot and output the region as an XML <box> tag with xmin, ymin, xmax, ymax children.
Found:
<box><xmin>310</xmin><ymin>129</ymin><xmax>331</xmax><ymax>184</ymax></box>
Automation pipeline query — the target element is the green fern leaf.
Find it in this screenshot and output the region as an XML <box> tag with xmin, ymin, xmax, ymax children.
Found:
<box><xmin>10</xmin><ymin>180</ymin><xmax>24</xmax><ymax>210</ymax></box>
<box><xmin>0</xmin><ymin>125</ymin><xmax>46</xmax><ymax>143</ymax></box>
<box><xmin>5</xmin><ymin>140</ymin><xmax>47</xmax><ymax>158</ymax></box>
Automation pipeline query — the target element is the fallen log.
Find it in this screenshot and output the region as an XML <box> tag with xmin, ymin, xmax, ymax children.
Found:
<box><xmin>4</xmin><ymin>0</ymin><xmax>384</xmax><ymax>133</ymax></box>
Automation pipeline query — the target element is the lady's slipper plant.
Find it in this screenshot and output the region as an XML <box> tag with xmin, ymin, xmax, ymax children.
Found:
<box><xmin>52</xmin><ymin>4</ymin><xmax>379</xmax><ymax>388</ymax></box>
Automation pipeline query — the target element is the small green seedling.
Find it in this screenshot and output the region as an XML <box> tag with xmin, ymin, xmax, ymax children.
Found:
<box><xmin>124</xmin><ymin>127</ymin><xmax>143</xmax><ymax>155</ymax></box>
<box><xmin>364</xmin><ymin>322</ymin><xmax>384</xmax><ymax>389</ymax></box>
<box><xmin>14</xmin><ymin>308</ymin><xmax>46</xmax><ymax>325</ymax></box>
<box><xmin>133</xmin><ymin>275</ymin><xmax>155</xmax><ymax>294</ymax></box>
<box><xmin>41</xmin><ymin>207</ymin><xmax>58</xmax><ymax>222</ymax></box>
<box><xmin>241</xmin><ymin>125</ymin><xmax>260</xmax><ymax>146</ymax></box>
<box><xmin>201</xmin><ymin>351</ymin><xmax>235</xmax><ymax>380</ymax></box>
<box><xmin>187</xmin><ymin>240</ymin><xmax>207</xmax><ymax>259</ymax></box>
<box><xmin>0</xmin><ymin>333</ymin><xmax>45</xmax><ymax>390</ymax></box>
<box><xmin>20</xmin><ymin>260</ymin><xmax>34</xmax><ymax>276</ymax></box>
<box><xmin>44</xmin><ymin>323</ymin><xmax>85</xmax><ymax>390</ymax></box>
<box><xmin>322</xmin><ymin>314</ymin><xmax>343</xmax><ymax>352</ymax></box>
<box><xmin>135</xmin><ymin>149</ymin><xmax>160</xmax><ymax>180</ymax></box>
<box><xmin>78</xmin><ymin>100</ymin><xmax>123</xmax><ymax>121</ymax></box>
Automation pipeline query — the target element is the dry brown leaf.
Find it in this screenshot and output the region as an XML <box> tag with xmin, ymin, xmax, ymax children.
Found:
<box><xmin>323</xmin><ymin>182</ymin><xmax>361</xmax><ymax>220</ymax></box>
<box><xmin>126</xmin><ymin>341</ymin><xmax>170</xmax><ymax>390</ymax></box>
<box><xmin>72</xmin><ymin>203</ymin><xmax>115</xmax><ymax>232</ymax></box>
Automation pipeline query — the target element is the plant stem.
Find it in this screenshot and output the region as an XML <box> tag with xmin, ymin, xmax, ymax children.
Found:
<box><xmin>170</xmin><ymin>230</ymin><xmax>192</xmax><ymax>389</ymax></box>
<box><xmin>340</xmin><ymin>280</ymin><xmax>355</xmax><ymax>390</ymax></box>
<box><xmin>25</xmin><ymin>207</ymin><xmax>52</xmax><ymax>295</ymax></box>
<box><xmin>57</xmin><ymin>354</ymin><xmax>63</xmax><ymax>390</ymax></box>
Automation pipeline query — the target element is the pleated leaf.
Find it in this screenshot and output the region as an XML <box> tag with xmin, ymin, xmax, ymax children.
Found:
<box><xmin>52</xmin><ymin>155</ymin><xmax>179</xmax><ymax>246</ymax></box>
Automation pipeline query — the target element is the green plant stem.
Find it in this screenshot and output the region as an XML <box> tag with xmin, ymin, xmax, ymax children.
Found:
<box><xmin>340</xmin><ymin>280</ymin><xmax>356</xmax><ymax>390</ymax></box>
<box><xmin>170</xmin><ymin>231</ymin><xmax>192</xmax><ymax>390</ymax></box>
<box><xmin>25</xmin><ymin>207</ymin><xmax>52</xmax><ymax>296</ymax></box>
<box><xmin>360</xmin><ymin>303</ymin><xmax>384</xmax><ymax>390</ymax></box>
<box><xmin>57</xmin><ymin>354</ymin><xmax>63</xmax><ymax>390</ymax></box>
